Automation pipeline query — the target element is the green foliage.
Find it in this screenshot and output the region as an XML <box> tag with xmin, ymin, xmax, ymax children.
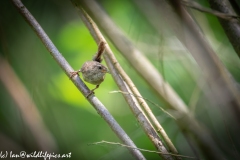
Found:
<box><xmin>1</xmin><ymin>0</ymin><xmax>240</xmax><ymax>159</ymax></box>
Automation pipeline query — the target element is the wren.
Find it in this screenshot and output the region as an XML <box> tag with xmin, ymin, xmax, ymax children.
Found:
<box><xmin>70</xmin><ymin>41</ymin><xmax>109</xmax><ymax>97</ymax></box>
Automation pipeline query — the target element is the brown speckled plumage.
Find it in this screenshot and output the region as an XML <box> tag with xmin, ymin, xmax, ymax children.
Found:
<box><xmin>70</xmin><ymin>41</ymin><xmax>108</xmax><ymax>97</ymax></box>
<box><xmin>81</xmin><ymin>61</ymin><xmax>108</xmax><ymax>85</ymax></box>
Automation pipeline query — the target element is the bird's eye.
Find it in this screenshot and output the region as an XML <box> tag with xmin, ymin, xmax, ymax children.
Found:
<box><xmin>98</xmin><ymin>66</ymin><xmax>102</xmax><ymax>70</ymax></box>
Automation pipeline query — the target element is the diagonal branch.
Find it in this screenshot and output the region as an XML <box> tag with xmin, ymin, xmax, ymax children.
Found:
<box><xmin>0</xmin><ymin>57</ymin><xmax>57</xmax><ymax>152</ymax></box>
<box><xmin>72</xmin><ymin>3</ymin><xmax>175</xmax><ymax>160</ymax></box>
<box><xmin>182</xmin><ymin>0</ymin><xmax>240</xmax><ymax>20</ymax></box>
<box><xmin>135</xmin><ymin>0</ymin><xmax>240</xmax><ymax>159</ymax></box>
<box><xmin>72</xmin><ymin>0</ymin><xmax>180</xmax><ymax>157</ymax></box>
<box><xmin>207</xmin><ymin>0</ymin><xmax>240</xmax><ymax>58</ymax></box>
<box><xmin>90</xmin><ymin>140</ymin><xmax>199</xmax><ymax>159</ymax></box>
<box><xmin>75</xmin><ymin>0</ymin><xmax>231</xmax><ymax>159</ymax></box>
<box><xmin>11</xmin><ymin>0</ymin><xmax>145</xmax><ymax>159</ymax></box>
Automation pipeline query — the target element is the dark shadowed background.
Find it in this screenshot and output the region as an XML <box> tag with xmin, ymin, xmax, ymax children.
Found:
<box><xmin>0</xmin><ymin>0</ymin><xmax>240</xmax><ymax>159</ymax></box>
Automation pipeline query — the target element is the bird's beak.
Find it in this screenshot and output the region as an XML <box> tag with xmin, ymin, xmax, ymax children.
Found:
<box><xmin>105</xmin><ymin>69</ymin><xmax>111</xmax><ymax>74</ymax></box>
<box><xmin>101</xmin><ymin>68</ymin><xmax>110</xmax><ymax>74</ymax></box>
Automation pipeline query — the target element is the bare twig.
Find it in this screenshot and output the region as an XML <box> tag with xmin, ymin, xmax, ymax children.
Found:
<box><xmin>182</xmin><ymin>0</ymin><xmax>240</xmax><ymax>20</ymax></box>
<box><xmin>167</xmin><ymin>1</ymin><xmax>240</xmax><ymax>158</ymax></box>
<box><xmin>75</xmin><ymin>1</ymin><xmax>192</xmax><ymax>158</ymax></box>
<box><xmin>207</xmin><ymin>0</ymin><xmax>240</xmax><ymax>58</ymax></box>
<box><xmin>72</xmin><ymin>4</ymin><xmax>175</xmax><ymax>160</ymax></box>
<box><xmin>89</xmin><ymin>140</ymin><xmax>200</xmax><ymax>160</ymax></box>
<box><xmin>134</xmin><ymin>0</ymin><xmax>240</xmax><ymax>159</ymax></box>
<box><xmin>77</xmin><ymin>0</ymin><xmax>232</xmax><ymax>159</ymax></box>
<box><xmin>0</xmin><ymin>57</ymin><xmax>56</xmax><ymax>152</ymax></box>
<box><xmin>79</xmin><ymin>0</ymin><xmax>189</xmax><ymax>114</ymax></box>
<box><xmin>110</xmin><ymin>91</ymin><xmax>176</xmax><ymax>120</ymax></box>
<box><xmin>11</xmin><ymin>0</ymin><xmax>145</xmax><ymax>159</ymax></box>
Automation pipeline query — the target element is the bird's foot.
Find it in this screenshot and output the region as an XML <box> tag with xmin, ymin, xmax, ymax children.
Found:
<box><xmin>86</xmin><ymin>90</ymin><xmax>95</xmax><ymax>98</ymax></box>
<box><xmin>70</xmin><ymin>70</ymin><xmax>81</xmax><ymax>78</ymax></box>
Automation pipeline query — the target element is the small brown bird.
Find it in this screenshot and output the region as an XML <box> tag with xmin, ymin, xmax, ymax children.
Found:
<box><xmin>70</xmin><ymin>41</ymin><xmax>109</xmax><ymax>97</ymax></box>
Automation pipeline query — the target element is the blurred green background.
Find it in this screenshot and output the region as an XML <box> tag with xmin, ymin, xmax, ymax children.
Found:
<box><xmin>0</xmin><ymin>0</ymin><xmax>240</xmax><ymax>159</ymax></box>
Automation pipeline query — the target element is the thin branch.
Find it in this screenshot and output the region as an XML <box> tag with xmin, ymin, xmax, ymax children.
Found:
<box><xmin>182</xmin><ymin>0</ymin><xmax>240</xmax><ymax>20</ymax></box>
<box><xmin>79</xmin><ymin>0</ymin><xmax>189</xmax><ymax>115</ymax></box>
<box><xmin>81</xmin><ymin>0</ymin><xmax>229</xmax><ymax>159</ymax></box>
<box><xmin>72</xmin><ymin>2</ymin><xmax>175</xmax><ymax>160</ymax></box>
<box><xmin>137</xmin><ymin>0</ymin><xmax>239</xmax><ymax>159</ymax></box>
<box><xmin>11</xmin><ymin>0</ymin><xmax>145</xmax><ymax>159</ymax></box>
<box><xmin>0</xmin><ymin>57</ymin><xmax>57</xmax><ymax>152</ymax></box>
<box><xmin>109</xmin><ymin>91</ymin><xmax>176</xmax><ymax>120</ymax></box>
<box><xmin>89</xmin><ymin>140</ymin><xmax>200</xmax><ymax>160</ymax></box>
<box><xmin>75</xmin><ymin>1</ymin><xmax>191</xmax><ymax>157</ymax></box>
<box><xmin>207</xmin><ymin>0</ymin><xmax>240</xmax><ymax>58</ymax></box>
